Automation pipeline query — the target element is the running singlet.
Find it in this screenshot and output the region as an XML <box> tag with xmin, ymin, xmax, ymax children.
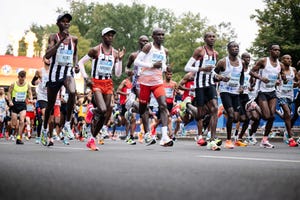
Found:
<box><xmin>164</xmin><ymin>80</ymin><xmax>177</xmax><ymax>104</ymax></box>
<box><xmin>139</xmin><ymin>42</ymin><xmax>167</xmax><ymax>86</ymax></box>
<box><xmin>119</xmin><ymin>79</ymin><xmax>132</xmax><ymax>105</ymax></box>
<box><xmin>49</xmin><ymin>34</ymin><xmax>75</xmax><ymax>82</ymax></box>
<box><xmin>12</xmin><ymin>82</ymin><xmax>28</xmax><ymax>102</ymax></box>
<box><xmin>277</xmin><ymin>67</ymin><xmax>294</xmax><ymax>100</ymax></box>
<box><xmin>195</xmin><ymin>47</ymin><xmax>217</xmax><ymax>88</ymax></box>
<box><xmin>36</xmin><ymin>68</ymin><xmax>49</xmax><ymax>101</ymax></box>
<box><xmin>259</xmin><ymin>57</ymin><xmax>281</xmax><ymax>93</ymax></box>
<box><xmin>219</xmin><ymin>57</ymin><xmax>243</xmax><ymax>94</ymax></box>
<box><xmin>91</xmin><ymin>44</ymin><xmax>115</xmax><ymax>79</ymax></box>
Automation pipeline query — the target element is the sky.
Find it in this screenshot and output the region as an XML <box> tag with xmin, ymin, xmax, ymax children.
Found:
<box><xmin>0</xmin><ymin>0</ymin><xmax>265</xmax><ymax>55</ymax></box>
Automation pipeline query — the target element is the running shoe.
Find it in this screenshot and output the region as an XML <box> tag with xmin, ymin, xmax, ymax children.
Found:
<box><xmin>245</xmin><ymin>135</ymin><xmax>257</xmax><ymax>145</ymax></box>
<box><xmin>288</xmin><ymin>138</ymin><xmax>298</xmax><ymax>147</ymax></box>
<box><xmin>47</xmin><ymin>138</ymin><xmax>54</xmax><ymax>147</ymax></box>
<box><xmin>297</xmin><ymin>138</ymin><xmax>300</xmax><ymax>145</ymax></box>
<box><xmin>224</xmin><ymin>140</ymin><xmax>234</xmax><ymax>149</ymax></box>
<box><xmin>144</xmin><ymin>132</ymin><xmax>156</xmax><ymax>146</ymax></box>
<box><xmin>0</xmin><ymin>133</ymin><xmax>4</xmax><ymax>138</ymax></box>
<box><xmin>9</xmin><ymin>135</ymin><xmax>15</xmax><ymax>141</ymax></box>
<box><xmin>159</xmin><ymin>137</ymin><xmax>174</xmax><ymax>147</ymax></box>
<box><xmin>197</xmin><ymin>137</ymin><xmax>207</xmax><ymax>146</ymax></box>
<box><xmin>16</xmin><ymin>139</ymin><xmax>24</xmax><ymax>145</ymax></box>
<box><xmin>52</xmin><ymin>135</ymin><xmax>61</xmax><ymax>141</ymax></box>
<box><xmin>283</xmin><ymin>131</ymin><xmax>289</xmax><ymax>144</ymax></box>
<box><xmin>98</xmin><ymin>137</ymin><xmax>105</xmax><ymax>145</ymax></box>
<box><xmin>126</xmin><ymin>138</ymin><xmax>136</xmax><ymax>145</ymax></box>
<box><xmin>260</xmin><ymin>139</ymin><xmax>274</xmax><ymax>148</ymax></box>
<box><xmin>235</xmin><ymin>139</ymin><xmax>248</xmax><ymax>147</ymax></box>
<box><xmin>172</xmin><ymin>136</ymin><xmax>177</xmax><ymax>142</ymax></box>
<box><xmin>100</xmin><ymin>126</ymin><xmax>109</xmax><ymax>139</ymax></box>
<box><xmin>63</xmin><ymin>138</ymin><xmax>70</xmax><ymax>145</ymax></box>
<box><xmin>63</xmin><ymin>124</ymin><xmax>74</xmax><ymax>140</ymax></box>
<box><xmin>214</xmin><ymin>138</ymin><xmax>222</xmax><ymax>146</ymax></box>
<box><xmin>78</xmin><ymin>136</ymin><xmax>85</xmax><ymax>142</ymax></box>
<box><xmin>138</xmin><ymin>132</ymin><xmax>144</xmax><ymax>144</ymax></box>
<box><xmin>35</xmin><ymin>137</ymin><xmax>40</xmax><ymax>144</ymax></box>
<box><xmin>86</xmin><ymin>138</ymin><xmax>99</xmax><ymax>151</ymax></box>
<box><xmin>25</xmin><ymin>136</ymin><xmax>30</xmax><ymax>141</ymax></box>
<box><xmin>41</xmin><ymin>129</ymin><xmax>48</xmax><ymax>146</ymax></box>
<box><xmin>207</xmin><ymin>140</ymin><xmax>221</xmax><ymax>151</ymax></box>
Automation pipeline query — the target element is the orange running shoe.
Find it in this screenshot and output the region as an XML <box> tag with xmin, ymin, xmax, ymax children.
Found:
<box><xmin>138</xmin><ymin>132</ymin><xmax>144</xmax><ymax>144</ymax></box>
<box><xmin>86</xmin><ymin>138</ymin><xmax>99</xmax><ymax>151</ymax></box>
<box><xmin>235</xmin><ymin>140</ymin><xmax>248</xmax><ymax>147</ymax></box>
<box><xmin>224</xmin><ymin>140</ymin><xmax>234</xmax><ymax>149</ymax></box>
<box><xmin>98</xmin><ymin>138</ymin><xmax>104</xmax><ymax>145</ymax></box>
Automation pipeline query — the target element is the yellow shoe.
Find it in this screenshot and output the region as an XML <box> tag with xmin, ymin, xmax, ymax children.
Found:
<box><xmin>98</xmin><ymin>138</ymin><xmax>104</xmax><ymax>145</ymax></box>
<box><xmin>138</xmin><ymin>132</ymin><xmax>144</xmax><ymax>144</ymax></box>
<box><xmin>224</xmin><ymin>140</ymin><xmax>234</xmax><ymax>149</ymax></box>
<box><xmin>235</xmin><ymin>140</ymin><xmax>247</xmax><ymax>147</ymax></box>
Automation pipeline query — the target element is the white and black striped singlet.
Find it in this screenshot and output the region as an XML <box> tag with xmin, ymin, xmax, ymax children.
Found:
<box><xmin>90</xmin><ymin>44</ymin><xmax>115</xmax><ymax>80</ymax></box>
<box><xmin>49</xmin><ymin>34</ymin><xmax>75</xmax><ymax>83</ymax></box>
<box><xmin>195</xmin><ymin>47</ymin><xmax>217</xmax><ymax>88</ymax></box>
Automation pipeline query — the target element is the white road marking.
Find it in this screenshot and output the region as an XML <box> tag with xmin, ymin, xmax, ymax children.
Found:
<box><xmin>197</xmin><ymin>155</ymin><xmax>300</xmax><ymax>163</ymax></box>
<box><xmin>53</xmin><ymin>146</ymin><xmax>87</xmax><ymax>150</ymax></box>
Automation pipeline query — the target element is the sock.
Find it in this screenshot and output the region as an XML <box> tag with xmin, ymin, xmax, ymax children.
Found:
<box><xmin>161</xmin><ymin>126</ymin><xmax>168</xmax><ymax>140</ymax></box>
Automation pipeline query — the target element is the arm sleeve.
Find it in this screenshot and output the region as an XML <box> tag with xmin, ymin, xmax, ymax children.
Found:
<box><xmin>184</xmin><ymin>57</ymin><xmax>198</xmax><ymax>72</ymax></box>
<box><xmin>133</xmin><ymin>51</ymin><xmax>153</xmax><ymax>68</ymax></box>
<box><xmin>77</xmin><ymin>54</ymin><xmax>91</xmax><ymax>78</ymax></box>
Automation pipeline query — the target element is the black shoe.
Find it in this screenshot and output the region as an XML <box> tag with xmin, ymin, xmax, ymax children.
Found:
<box><xmin>47</xmin><ymin>141</ymin><xmax>54</xmax><ymax>147</ymax></box>
<box><xmin>16</xmin><ymin>139</ymin><xmax>24</xmax><ymax>145</ymax></box>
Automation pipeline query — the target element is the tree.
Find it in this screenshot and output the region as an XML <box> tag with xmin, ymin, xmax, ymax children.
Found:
<box><xmin>165</xmin><ymin>12</ymin><xmax>237</xmax><ymax>82</ymax></box>
<box><xmin>5</xmin><ymin>44</ymin><xmax>13</xmax><ymax>55</ymax></box>
<box><xmin>18</xmin><ymin>37</ymin><xmax>27</xmax><ymax>56</ymax></box>
<box><xmin>249</xmin><ymin>0</ymin><xmax>300</xmax><ymax>67</ymax></box>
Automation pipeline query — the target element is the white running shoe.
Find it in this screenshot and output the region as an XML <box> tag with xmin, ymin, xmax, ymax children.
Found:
<box><xmin>260</xmin><ymin>139</ymin><xmax>274</xmax><ymax>148</ymax></box>
<box><xmin>159</xmin><ymin>137</ymin><xmax>174</xmax><ymax>147</ymax></box>
<box><xmin>144</xmin><ymin>132</ymin><xmax>156</xmax><ymax>146</ymax></box>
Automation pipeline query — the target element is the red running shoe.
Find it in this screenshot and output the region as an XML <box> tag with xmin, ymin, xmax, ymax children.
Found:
<box><xmin>288</xmin><ymin>138</ymin><xmax>298</xmax><ymax>147</ymax></box>
<box><xmin>197</xmin><ymin>138</ymin><xmax>207</xmax><ymax>146</ymax></box>
<box><xmin>86</xmin><ymin>138</ymin><xmax>99</xmax><ymax>151</ymax></box>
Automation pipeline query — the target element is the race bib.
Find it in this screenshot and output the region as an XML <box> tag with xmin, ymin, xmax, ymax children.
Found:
<box><xmin>57</xmin><ymin>47</ymin><xmax>73</xmax><ymax>66</ymax></box>
<box><xmin>15</xmin><ymin>92</ymin><xmax>26</xmax><ymax>102</ymax></box>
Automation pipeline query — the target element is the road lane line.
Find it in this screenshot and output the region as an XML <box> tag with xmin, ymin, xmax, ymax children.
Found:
<box><xmin>197</xmin><ymin>155</ymin><xmax>300</xmax><ymax>163</ymax></box>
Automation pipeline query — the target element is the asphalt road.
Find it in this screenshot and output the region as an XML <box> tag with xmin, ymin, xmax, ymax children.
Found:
<box><xmin>0</xmin><ymin>138</ymin><xmax>299</xmax><ymax>200</ymax></box>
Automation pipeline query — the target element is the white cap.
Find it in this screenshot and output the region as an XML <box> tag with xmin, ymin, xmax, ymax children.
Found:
<box><xmin>102</xmin><ymin>27</ymin><xmax>116</xmax><ymax>36</ymax></box>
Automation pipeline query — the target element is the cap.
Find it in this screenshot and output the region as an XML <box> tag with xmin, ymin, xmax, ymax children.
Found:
<box><xmin>102</xmin><ymin>27</ymin><xmax>116</xmax><ymax>36</ymax></box>
<box><xmin>57</xmin><ymin>13</ymin><xmax>72</xmax><ymax>22</ymax></box>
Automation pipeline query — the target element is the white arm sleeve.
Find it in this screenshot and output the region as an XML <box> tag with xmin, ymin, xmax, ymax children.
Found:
<box><xmin>78</xmin><ymin>54</ymin><xmax>91</xmax><ymax>78</ymax></box>
<box><xmin>184</xmin><ymin>57</ymin><xmax>198</xmax><ymax>72</ymax></box>
<box><xmin>134</xmin><ymin>51</ymin><xmax>153</xmax><ymax>68</ymax></box>
<box><xmin>115</xmin><ymin>60</ymin><xmax>122</xmax><ymax>77</ymax></box>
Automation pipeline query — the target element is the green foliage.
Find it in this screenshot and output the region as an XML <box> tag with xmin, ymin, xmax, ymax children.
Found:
<box><xmin>5</xmin><ymin>44</ymin><xmax>13</xmax><ymax>55</ymax></box>
<box><xmin>13</xmin><ymin>0</ymin><xmax>239</xmax><ymax>86</ymax></box>
<box><xmin>249</xmin><ymin>0</ymin><xmax>300</xmax><ymax>67</ymax></box>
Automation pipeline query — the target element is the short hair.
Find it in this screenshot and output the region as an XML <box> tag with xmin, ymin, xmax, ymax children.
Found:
<box><xmin>227</xmin><ymin>41</ymin><xmax>236</xmax><ymax>49</ymax></box>
<box><xmin>18</xmin><ymin>70</ymin><xmax>26</xmax><ymax>77</ymax></box>
<box><xmin>268</xmin><ymin>44</ymin><xmax>280</xmax><ymax>51</ymax></box>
